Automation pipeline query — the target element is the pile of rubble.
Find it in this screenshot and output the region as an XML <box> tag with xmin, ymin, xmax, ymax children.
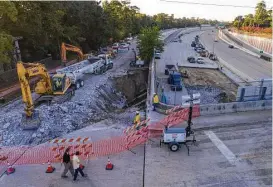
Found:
<box><xmin>0</xmin><ymin>74</ymin><xmax>130</xmax><ymax>146</ymax></box>
<box><xmin>185</xmin><ymin>85</ymin><xmax>222</xmax><ymax>104</ymax></box>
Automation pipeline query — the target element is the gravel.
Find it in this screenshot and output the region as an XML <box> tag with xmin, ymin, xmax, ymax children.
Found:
<box><xmin>185</xmin><ymin>85</ymin><xmax>222</xmax><ymax>104</ymax></box>
<box><xmin>0</xmin><ymin>46</ymin><xmax>139</xmax><ymax>146</ymax></box>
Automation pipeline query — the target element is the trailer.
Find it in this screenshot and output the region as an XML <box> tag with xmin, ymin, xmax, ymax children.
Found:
<box><xmin>56</xmin><ymin>56</ymin><xmax>113</xmax><ymax>89</ymax></box>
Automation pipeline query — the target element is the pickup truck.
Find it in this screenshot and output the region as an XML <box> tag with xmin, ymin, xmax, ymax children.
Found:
<box><xmin>168</xmin><ymin>72</ymin><xmax>183</xmax><ymax>91</ymax></box>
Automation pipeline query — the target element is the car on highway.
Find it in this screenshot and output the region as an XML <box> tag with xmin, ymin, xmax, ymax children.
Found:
<box><xmin>119</xmin><ymin>43</ymin><xmax>130</xmax><ymax>50</ymax></box>
<box><xmin>125</xmin><ymin>39</ymin><xmax>131</xmax><ymax>45</ymax></box>
<box><xmin>196</xmin><ymin>48</ymin><xmax>204</xmax><ymax>53</ymax></box>
<box><xmin>214</xmin><ymin>39</ymin><xmax>218</xmax><ymax>42</ymax></box>
<box><xmin>112</xmin><ymin>43</ymin><xmax>119</xmax><ymax>50</ymax></box>
<box><xmin>187</xmin><ymin>56</ymin><xmax>196</xmax><ymax>63</ymax></box>
<box><xmin>194</xmin><ymin>47</ymin><xmax>200</xmax><ymax>51</ymax></box>
<box><xmin>196</xmin><ymin>44</ymin><xmax>204</xmax><ymax>49</ymax></box>
<box><xmin>228</xmin><ymin>44</ymin><xmax>234</xmax><ymax>48</ymax></box>
<box><xmin>196</xmin><ymin>57</ymin><xmax>205</xmax><ymax>64</ymax></box>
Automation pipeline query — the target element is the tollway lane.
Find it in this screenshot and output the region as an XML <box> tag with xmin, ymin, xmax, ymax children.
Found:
<box><xmin>201</xmin><ymin>29</ymin><xmax>272</xmax><ymax>81</ymax></box>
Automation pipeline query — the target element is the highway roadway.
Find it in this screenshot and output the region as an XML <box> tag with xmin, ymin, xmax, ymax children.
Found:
<box><xmin>200</xmin><ymin>29</ymin><xmax>272</xmax><ymax>81</ymax></box>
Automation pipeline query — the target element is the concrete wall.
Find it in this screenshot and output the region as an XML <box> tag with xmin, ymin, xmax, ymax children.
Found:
<box><xmin>220</xmin><ymin>30</ymin><xmax>272</xmax><ymax>61</ymax></box>
<box><xmin>228</xmin><ymin>31</ymin><xmax>272</xmax><ymax>55</ymax></box>
<box><xmin>199</xmin><ymin>100</ymin><xmax>272</xmax><ymax>116</ymax></box>
<box><xmin>155</xmin><ymin>100</ymin><xmax>272</xmax><ymax>116</ymax></box>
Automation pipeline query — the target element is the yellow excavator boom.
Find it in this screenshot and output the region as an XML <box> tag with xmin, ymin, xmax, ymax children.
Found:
<box><xmin>17</xmin><ymin>61</ymin><xmax>53</xmax><ymax>117</ymax></box>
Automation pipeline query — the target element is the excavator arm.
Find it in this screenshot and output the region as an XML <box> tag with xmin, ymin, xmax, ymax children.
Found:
<box><xmin>61</xmin><ymin>42</ymin><xmax>84</xmax><ymax>66</ymax></box>
<box><xmin>17</xmin><ymin>61</ymin><xmax>53</xmax><ymax>117</ymax></box>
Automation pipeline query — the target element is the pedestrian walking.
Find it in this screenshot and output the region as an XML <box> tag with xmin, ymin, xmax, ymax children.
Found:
<box><xmin>61</xmin><ymin>147</ymin><xmax>74</xmax><ymax>178</ymax></box>
<box><xmin>72</xmin><ymin>151</ymin><xmax>87</xmax><ymax>181</ymax></box>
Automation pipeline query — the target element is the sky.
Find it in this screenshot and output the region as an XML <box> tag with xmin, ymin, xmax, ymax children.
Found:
<box><xmin>129</xmin><ymin>0</ymin><xmax>273</xmax><ymax>21</ymax></box>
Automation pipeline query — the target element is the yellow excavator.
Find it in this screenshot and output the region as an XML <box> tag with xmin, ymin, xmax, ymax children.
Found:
<box><xmin>61</xmin><ymin>42</ymin><xmax>93</xmax><ymax>66</ymax></box>
<box><xmin>17</xmin><ymin>61</ymin><xmax>75</xmax><ymax>129</ymax></box>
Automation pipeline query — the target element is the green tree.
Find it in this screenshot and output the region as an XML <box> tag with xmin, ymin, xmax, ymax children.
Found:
<box><xmin>243</xmin><ymin>14</ymin><xmax>254</xmax><ymax>27</ymax></box>
<box><xmin>233</xmin><ymin>16</ymin><xmax>244</xmax><ymax>28</ymax></box>
<box><xmin>0</xmin><ymin>32</ymin><xmax>13</xmax><ymax>64</ymax></box>
<box><xmin>0</xmin><ymin>1</ymin><xmax>18</xmax><ymax>67</ymax></box>
<box><xmin>265</xmin><ymin>10</ymin><xmax>272</xmax><ymax>27</ymax></box>
<box><xmin>138</xmin><ymin>26</ymin><xmax>163</xmax><ymax>63</ymax></box>
<box><xmin>254</xmin><ymin>1</ymin><xmax>268</xmax><ymax>27</ymax></box>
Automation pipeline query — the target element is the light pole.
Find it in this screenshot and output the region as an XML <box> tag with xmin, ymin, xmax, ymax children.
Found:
<box><xmin>182</xmin><ymin>93</ymin><xmax>200</xmax><ymax>137</ymax></box>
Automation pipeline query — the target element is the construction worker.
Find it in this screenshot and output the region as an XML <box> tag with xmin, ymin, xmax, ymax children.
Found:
<box><xmin>152</xmin><ymin>93</ymin><xmax>159</xmax><ymax>111</ymax></box>
<box><xmin>133</xmin><ymin>111</ymin><xmax>141</xmax><ymax>125</ymax></box>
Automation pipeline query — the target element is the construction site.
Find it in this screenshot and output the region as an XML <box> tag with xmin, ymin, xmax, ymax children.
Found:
<box><xmin>0</xmin><ymin>1</ymin><xmax>272</xmax><ymax>187</ymax></box>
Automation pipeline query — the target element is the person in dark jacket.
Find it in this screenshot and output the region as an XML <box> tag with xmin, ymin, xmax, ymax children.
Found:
<box><xmin>61</xmin><ymin>147</ymin><xmax>74</xmax><ymax>178</ymax></box>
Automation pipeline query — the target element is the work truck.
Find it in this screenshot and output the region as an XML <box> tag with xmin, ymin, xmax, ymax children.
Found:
<box><xmin>56</xmin><ymin>55</ymin><xmax>113</xmax><ymax>89</ymax></box>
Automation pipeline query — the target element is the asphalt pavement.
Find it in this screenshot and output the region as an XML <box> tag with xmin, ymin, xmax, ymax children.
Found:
<box><xmin>200</xmin><ymin>29</ymin><xmax>272</xmax><ymax>81</ymax></box>
<box><xmin>145</xmin><ymin>110</ymin><xmax>272</xmax><ymax>187</ymax></box>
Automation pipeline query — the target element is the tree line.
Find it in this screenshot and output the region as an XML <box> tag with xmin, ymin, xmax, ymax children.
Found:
<box><xmin>232</xmin><ymin>1</ymin><xmax>272</xmax><ymax>28</ymax></box>
<box><xmin>0</xmin><ymin>1</ymin><xmax>218</xmax><ymax>71</ymax></box>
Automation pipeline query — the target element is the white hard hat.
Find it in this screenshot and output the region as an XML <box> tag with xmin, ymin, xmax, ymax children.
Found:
<box><xmin>153</xmin><ymin>92</ymin><xmax>156</xmax><ymax>95</ymax></box>
<box><xmin>136</xmin><ymin>111</ymin><xmax>139</xmax><ymax>114</ymax></box>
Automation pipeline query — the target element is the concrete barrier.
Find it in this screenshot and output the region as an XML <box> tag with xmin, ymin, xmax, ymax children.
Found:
<box><xmin>155</xmin><ymin>100</ymin><xmax>272</xmax><ymax>116</ymax></box>
<box><xmin>221</xmin><ymin>30</ymin><xmax>272</xmax><ymax>62</ymax></box>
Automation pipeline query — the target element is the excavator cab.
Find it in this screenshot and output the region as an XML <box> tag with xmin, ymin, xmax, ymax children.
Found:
<box><xmin>52</xmin><ymin>76</ymin><xmax>64</xmax><ymax>92</ymax></box>
<box><xmin>52</xmin><ymin>74</ymin><xmax>72</xmax><ymax>95</ymax></box>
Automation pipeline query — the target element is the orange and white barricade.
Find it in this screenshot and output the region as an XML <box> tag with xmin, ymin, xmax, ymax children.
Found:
<box><xmin>123</xmin><ymin>119</ymin><xmax>150</xmax><ymax>134</ymax></box>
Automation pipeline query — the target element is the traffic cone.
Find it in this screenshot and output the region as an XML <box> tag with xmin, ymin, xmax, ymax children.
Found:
<box><xmin>45</xmin><ymin>161</ymin><xmax>55</xmax><ymax>173</ymax></box>
<box><xmin>6</xmin><ymin>162</ymin><xmax>15</xmax><ymax>175</ymax></box>
<box><xmin>105</xmin><ymin>157</ymin><xmax>114</xmax><ymax>170</ymax></box>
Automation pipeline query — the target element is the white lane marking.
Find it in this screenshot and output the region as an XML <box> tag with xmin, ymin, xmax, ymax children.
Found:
<box><xmin>205</xmin><ymin>131</ymin><xmax>238</xmax><ymax>165</ymax></box>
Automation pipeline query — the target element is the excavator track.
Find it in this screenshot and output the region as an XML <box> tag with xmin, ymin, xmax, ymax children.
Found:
<box><xmin>34</xmin><ymin>88</ymin><xmax>75</xmax><ymax>106</ymax></box>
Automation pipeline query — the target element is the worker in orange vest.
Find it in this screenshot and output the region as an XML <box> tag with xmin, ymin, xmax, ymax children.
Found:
<box><xmin>152</xmin><ymin>93</ymin><xmax>159</xmax><ymax>111</ymax></box>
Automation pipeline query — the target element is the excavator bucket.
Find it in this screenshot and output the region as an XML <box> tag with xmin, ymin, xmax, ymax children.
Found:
<box><xmin>21</xmin><ymin>110</ymin><xmax>41</xmax><ymax>130</ymax></box>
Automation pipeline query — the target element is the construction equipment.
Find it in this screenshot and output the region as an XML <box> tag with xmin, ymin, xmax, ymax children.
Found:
<box><xmin>17</xmin><ymin>61</ymin><xmax>78</xmax><ymax>129</ymax></box>
<box><xmin>130</xmin><ymin>49</ymin><xmax>144</xmax><ymax>67</ymax></box>
<box><xmin>208</xmin><ymin>53</ymin><xmax>217</xmax><ymax>61</ymax></box>
<box><xmin>99</xmin><ymin>47</ymin><xmax>116</xmax><ymax>59</ymax></box>
<box><xmin>57</xmin><ymin>55</ymin><xmax>113</xmax><ymax>77</ymax></box>
<box><xmin>168</xmin><ymin>72</ymin><xmax>183</xmax><ymax>91</ymax></box>
<box><xmin>61</xmin><ymin>42</ymin><xmax>93</xmax><ymax>66</ymax></box>
<box><xmin>200</xmin><ymin>50</ymin><xmax>209</xmax><ymax>57</ymax></box>
<box><xmin>160</xmin><ymin>94</ymin><xmax>200</xmax><ymax>155</ymax></box>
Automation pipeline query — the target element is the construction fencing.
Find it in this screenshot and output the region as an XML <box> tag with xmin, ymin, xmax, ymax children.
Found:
<box><xmin>0</xmin><ymin>105</ymin><xmax>200</xmax><ymax>174</ymax></box>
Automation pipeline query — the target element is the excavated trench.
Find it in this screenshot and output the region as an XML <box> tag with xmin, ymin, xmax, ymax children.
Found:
<box><xmin>112</xmin><ymin>69</ymin><xmax>148</xmax><ymax>109</ymax></box>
